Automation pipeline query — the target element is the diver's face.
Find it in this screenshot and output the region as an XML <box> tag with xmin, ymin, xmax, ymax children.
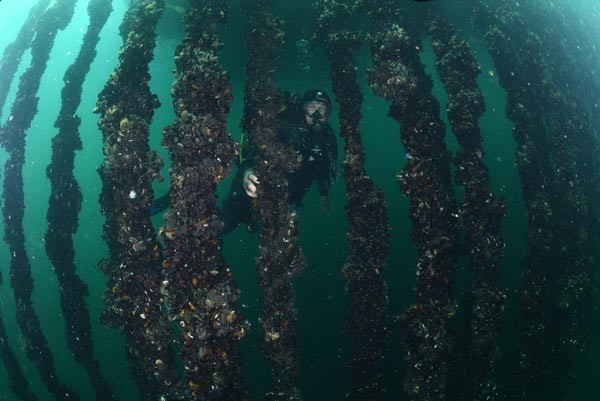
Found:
<box><xmin>304</xmin><ymin>101</ymin><xmax>329</xmax><ymax>125</ymax></box>
<box><xmin>305</xmin><ymin>101</ymin><xmax>328</xmax><ymax>116</ymax></box>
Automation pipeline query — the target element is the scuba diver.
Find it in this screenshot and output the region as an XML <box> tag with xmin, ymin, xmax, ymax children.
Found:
<box><xmin>223</xmin><ymin>89</ymin><xmax>338</xmax><ymax>234</ymax></box>
<box><xmin>151</xmin><ymin>89</ymin><xmax>338</xmax><ymax>235</ymax></box>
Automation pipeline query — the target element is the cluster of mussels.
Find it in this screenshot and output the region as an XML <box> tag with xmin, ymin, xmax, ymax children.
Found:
<box><xmin>46</xmin><ymin>1</ymin><xmax>116</xmax><ymax>400</ymax></box>
<box><xmin>426</xmin><ymin>15</ymin><xmax>506</xmax><ymax>401</ymax></box>
<box><xmin>357</xmin><ymin>1</ymin><xmax>460</xmax><ymax>400</ymax></box>
<box><xmin>95</xmin><ymin>1</ymin><xmax>177</xmax><ymax>400</ymax></box>
<box><xmin>0</xmin><ymin>0</ymin><xmax>80</xmax><ymax>400</ymax></box>
<box><xmin>0</xmin><ymin>0</ymin><xmax>50</xmax><ymax>121</ymax></box>
<box><xmin>472</xmin><ymin>0</ymin><xmax>596</xmax><ymax>398</ymax></box>
<box><xmin>315</xmin><ymin>1</ymin><xmax>390</xmax><ymax>401</ymax></box>
<box><xmin>160</xmin><ymin>0</ymin><xmax>249</xmax><ymax>399</ymax></box>
<box><xmin>241</xmin><ymin>1</ymin><xmax>305</xmax><ymax>400</ymax></box>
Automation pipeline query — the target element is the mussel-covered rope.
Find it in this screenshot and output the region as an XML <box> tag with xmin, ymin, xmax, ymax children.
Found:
<box><xmin>159</xmin><ymin>0</ymin><xmax>249</xmax><ymax>399</ymax></box>
<box><xmin>0</xmin><ymin>274</ymin><xmax>37</xmax><ymax>401</ymax></box>
<box><xmin>0</xmin><ymin>0</ymin><xmax>50</xmax><ymax>121</ymax></box>
<box><xmin>95</xmin><ymin>1</ymin><xmax>176</xmax><ymax>400</ymax></box>
<box><xmin>46</xmin><ymin>0</ymin><xmax>116</xmax><ymax>400</ymax></box>
<box><xmin>426</xmin><ymin>14</ymin><xmax>506</xmax><ymax>401</ymax></box>
<box><xmin>0</xmin><ymin>0</ymin><xmax>79</xmax><ymax>399</ymax></box>
<box><xmin>241</xmin><ymin>0</ymin><xmax>306</xmax><ymax>399</ymax></box>
<box><xmin>356</xmin><ymin>1</ymin><xmax>460</xmax><ymax>400</ymax></box>
<box><xmin>517</xmin><ymin>0</ymin><xmax>600</xmax><ymax>324</ymax></box>
<box><xmin>471</xmin><ymin>4</ymin><xmax>556</xmax><ymax>396</ymax></box>
<box><xmin>471</xmin><ymin>1</ymin><xmax>597</xmax><ymax>398</ymax></box>
<box><xmin>315</xmin><ymin>1</ymin><xmax>390</xmax><ymax>400</ymax></box>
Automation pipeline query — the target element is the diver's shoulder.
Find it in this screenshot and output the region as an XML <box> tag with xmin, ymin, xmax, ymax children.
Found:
<box><xmin>276</xmin><ymin>114</ymin><xmax>305</xmax><ymax>127</ymax></box>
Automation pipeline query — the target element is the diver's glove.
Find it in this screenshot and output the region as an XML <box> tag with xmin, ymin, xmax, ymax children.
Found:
<box><xmin>243</xmin><ymin>169</ymin><xmax>260</xmax><ymax>198</ymax></box>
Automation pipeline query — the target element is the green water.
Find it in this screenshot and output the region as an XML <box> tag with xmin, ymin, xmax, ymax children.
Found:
<box><xmin>0</xmin><ymin>0</ymin><xmax>599</xmax><ymax>400</ymax></box>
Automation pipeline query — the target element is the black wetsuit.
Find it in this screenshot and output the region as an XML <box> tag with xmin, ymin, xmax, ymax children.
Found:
<box><xmin>221</xmin><ymin>115</ymin><xmax>337</xmax><ymax>233</ymax></box>
<box><xmin>150</xmin><ymin>115</ymin><xmax>337</xmax><ymax>234</ymax></box>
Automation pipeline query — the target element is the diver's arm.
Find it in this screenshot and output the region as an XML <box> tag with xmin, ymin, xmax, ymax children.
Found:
<box><xmin>327</xmin><ymin>129</ymin><xmax>339</xmax><ymax>182</ymax></box>
<box><xmin>316</xmin><ymin>179</ymin><xmax>330</xmax><ymax>212</ymax></box>
<box><xmin>316</xmin><ymin>130</ymin><xmax>338</xmax><ymax>212</ymax></box>
<box><xmin>316</xmin><ymin>172</ymin><xmax>331</xmax><ymax>196</ymax></box>
<box><xmin>151</xmin><ymin>135</ymin><xmax>257</xmax><ymax>214</ymax></box>
<box><xmin>317</xmin><ymin>129</ymin><xmax>338</xmax><ymax>190</ymax></box>
<box><xmin>316</xmin><ymin>157</ymin><xmax>332</xmax><ymax>213</ymax></box>
<box><xmin>319</xmin><ymin>194</ymin><xmax>330</xmax><ymax>212</ymax></box>
<box><xmin>242</xmin><ymin>119</ymin><xmax>297</xmax><ymax>199</ymax></box>
<box><xmin>150</xmin><ymin>191</ymin><xmax>171</xmax><ymax>216</ymax></box>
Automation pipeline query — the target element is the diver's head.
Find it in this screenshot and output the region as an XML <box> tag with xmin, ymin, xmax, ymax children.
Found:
<box><xmin>303</xmin><ymin>89</ymin><xmax>331</xmax><ymax>130</ymax></box>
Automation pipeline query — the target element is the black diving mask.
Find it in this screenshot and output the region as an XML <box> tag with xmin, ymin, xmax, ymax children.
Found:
<box><xmin>307</xmin><ymin>109</ymin><xmax>325</xmax><ymax>132</ymax></box>
<box><xmin>305</xmin><ymin>100</ymin><xmax>328</xmax><ymax>123</ymax></box>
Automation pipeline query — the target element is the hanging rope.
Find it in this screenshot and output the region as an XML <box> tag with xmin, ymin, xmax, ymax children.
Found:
<box><xmin>241</xmin><ymin>0</ymin><xmax>305</xmax><ymax>399</ymax></box>
<box><xmin>95</xmin><ymin>1</ymin><xmax>177</xmax><ymax>400</ymax></box>
<box><xmin>159</xmin><ymin>0</ymin><xmax>249</xmax><ymax>399</ymax></box>
<box><xmin>0</xmin><ymin>273</ymin><xmax>36</xmax><ymax>401</ymax></box>
<box><xmin>46</xmin><ymin>1</ymin><xmax>116</xmax><ymax>400</ymax></box>
<box><xmin>0</xmin><ymin>0</ymin><xmax>50</xmax><ymax>121</ymax></box>
<box><xmin>356</xmin><ymin>1</ymin><xmax>460</xmax><ymax>400</ymax></box>
<box><xmin>426</xmin><ymin>14</ymin><xmax>506</xmax><ymax>401</ymax></box>
<box><xmin>315</xmin><ymin>1</ymin><xmax>390</xmax><ymax>400</ymax></box>
<box><xmin>0</xmin><ymin>0</ymin><xmax>79</xmax><ymax>399</ymax></box>
<box><xmin>471</xmin><ymin>1</ymin><xmax>598</xmax><ymax>398</ymax></box>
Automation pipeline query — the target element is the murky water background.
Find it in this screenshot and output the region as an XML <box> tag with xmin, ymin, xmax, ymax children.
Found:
<box><xmin>0</xmin><ymin>1</ymin><xmax>599</xmax><ymax>400</ymax></box>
